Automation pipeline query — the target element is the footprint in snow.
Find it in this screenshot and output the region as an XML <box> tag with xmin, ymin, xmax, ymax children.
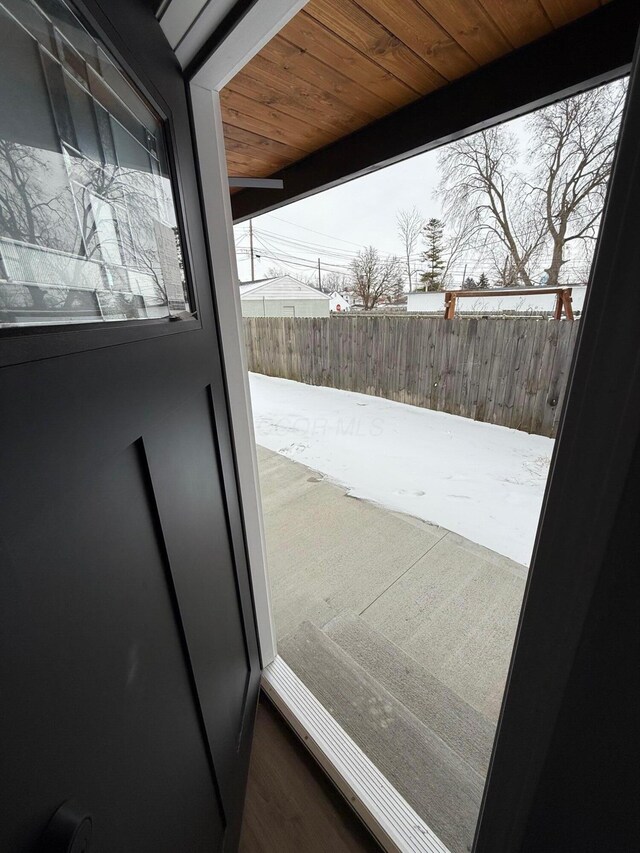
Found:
<box><xmin>279</xmin><ymin>442</ymin><xmax>308</xmax><ymax>454</ymax></box>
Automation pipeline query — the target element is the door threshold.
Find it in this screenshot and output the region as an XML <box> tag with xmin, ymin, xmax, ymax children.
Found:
<box><xmin>262</xmin><ymin>655</ymin><xmax>451</xmax><ymax>853</ymax></box>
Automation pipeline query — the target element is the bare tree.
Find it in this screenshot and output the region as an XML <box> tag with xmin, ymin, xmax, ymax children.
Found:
<box><xmin>1</xmin><ymin>139</ymin><xmax>183</xmax><ymax>320</ymax></box>
<box><xmin>348</xmin><ymin>247</ymin><xmax>403</xmax><ymax>310</ymax></box>
<box><xmin>438</xmin><ymin>126</ymin><xmax>544</xmax><ymax>287</ymax></box>
<box><xmin>437</xmin><ymin>80</ymin><xmax>627</xmax><ymax>288</ymax></box>
<box><xmin>441</xmin><ymin>215</ymin><xmax>473</xmax><ymax>288</ymax></box>
<box><xmin>265</xmin><ymin>264</ymin><xmax>288</xmax><ymax>279</ymax></box>
<box><xmin>0</xmin><ymin>141</ymin><xmax>70</xmax><ymax>250</ymax></box>
<box><xmin>396</xmin><ymin>207</ymin><xmax>423</xmax><ymax>292</ymax></box>
<box><xmin>491</xmin><ymin>254</ymin><xmax>520</xmax><ymax>288</ymax></box>
<box><xmin>0</xmin><ymin>141</ymin><xmax>79</xmax><ymax>311</ymax></box>
<box><xmin>527</xmin><ymin>80</ymin><xmax>627</xmax><ymax>285</ymax></box>
<box><xmin>322</xmin><ymin>270</ymin><xmax>349</xmax><ymax>294</ymax></box>
<box><xmin>264</xmin><ymin>264</ymin><xmax>317</xmax><ymax>288</ymax></box>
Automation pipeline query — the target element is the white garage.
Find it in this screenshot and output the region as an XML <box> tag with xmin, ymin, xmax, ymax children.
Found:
<box><xmin>239</xmin><ymin>275</ymin><xmax>330</xmax><ymax>318</ymax></box>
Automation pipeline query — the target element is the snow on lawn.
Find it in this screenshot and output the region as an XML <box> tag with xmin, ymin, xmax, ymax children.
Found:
<box><xmin>249</xmin><ymin>373</ymin><xmax>554</xmax><ymax>567</ymax></box>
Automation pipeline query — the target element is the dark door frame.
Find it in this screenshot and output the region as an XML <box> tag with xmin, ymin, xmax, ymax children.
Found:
<box><xmin>474</xmin><ymin>26</ymin><xmax>640</xmax><ymax>852</ymax></box>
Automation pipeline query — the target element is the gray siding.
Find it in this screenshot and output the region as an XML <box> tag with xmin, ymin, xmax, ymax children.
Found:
<box><xmin>241</xmin><ymin>298</ymin><xmax>329</xmax><ymax>318</ymax></box>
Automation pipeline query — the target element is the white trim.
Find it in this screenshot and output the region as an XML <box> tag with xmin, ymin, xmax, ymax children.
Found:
<box><xmin>190</xmin><ymin>83</ymin><xmax>277</xmax><ymax>665</ymax></box>
<box><xmin>186</xmin><ymin>11</ymin><xmax>461</xmax><ymax>853</ymax></box>
<box><xmin>190</xmin><ymin>0</ymin><xmax>308</xmax><ymax>91</ymax></box>
<box><xmin>174</xmin><ymin>0</ymin><xmax>242</xmax><ymax>69</ymax></box>
<box><xmin>263</xmin><ymin>656</ymin><xmax>452</xmax><ymax>853</ymax></box>
<box><xmin>158</xmin><ymin>0</ymin><xmax>210</xmax><ymax>49</ymax></box>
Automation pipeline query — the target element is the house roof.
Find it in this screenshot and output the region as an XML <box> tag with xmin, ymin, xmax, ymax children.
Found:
<box><xmin>239</xmin><ymin>275</ymin><xmax>330</xmax><ymax>300</ymax></box>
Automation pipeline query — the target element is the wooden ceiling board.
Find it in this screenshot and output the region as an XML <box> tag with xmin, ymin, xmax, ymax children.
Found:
<box><xmin>220</xmin><ymin>89</ymin><xmax>327</xmax><ymax>153</ymax></box>
<box><xmin>260</xmin><ymin>34</ymin><xmax>403</xmax><ymax>119</ymax></box>
<box><xmin>350</xmin><ymin>0</ymin><xmax>479</xmax><ymax>81</ymax></box>
<box><xmin>475</xmin><ymin>0</ymin><xmax>553</xmax><ymax>46</ymax></box>
<box><xmin>221</xmin><ymin>0</ymin><xmax>611</xmax><ymax>182</ymax></box>
<box><xmin>223</xmin><ymin>124</ymin><xmax>310</xmax><ymax>164</ymax></box>
<box><xmin>230</xmin><ymin>53</ymin><xmax>381</xmax><ymax>133</ymax></box>
<box><xmin>280</xmin><ymin>12</ymin><xmax>418</xmax><ymax>109</ymax></box>
<box><xmin>222</xmin><ymin>86</ymin><xmax>342</xmax><ymax>155</ymax></box>
<box><xmin>538</xmin><ymin>0</ymin><xmax>599</xmax><ymax>27</ymax></box>
<box><xmin>225</xmin><ymin>150</ymin><xmax>292</xmax><ymax>175</ymax></box>
<box><xmin>305</xmin><ymin>0</ymin><xmax>447</xmax><ymax>94</ymax></box>
<box><xmin>412</xmin><ymin>0</ymin><xmax>515</xmax><ymax>60</ymax></box>
<box><xmin>225</xmin><ymin>154</ymin><xmax>266</xmax><ymax>176</ymax></box>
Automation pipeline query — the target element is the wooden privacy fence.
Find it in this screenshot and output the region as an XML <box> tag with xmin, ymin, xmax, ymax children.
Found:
<box><xmin>243</xmin><ymin>316</ymin><xmax>580</xmax><ymax>437</ymax></box>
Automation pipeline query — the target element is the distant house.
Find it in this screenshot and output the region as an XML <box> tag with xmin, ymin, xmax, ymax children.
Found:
<box><xmin>239</xmin><ymin>275</ymin><xmax>330</xmax><ymax>318</ymax></box>
<box><xmin>329</xmin><ymin>291</ymin><xmax>350</xmax><ymax>312</ymax></box>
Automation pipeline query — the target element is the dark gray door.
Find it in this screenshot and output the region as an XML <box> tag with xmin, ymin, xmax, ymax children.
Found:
<box><xmin>0</xmin><ymin>1</ymin><xmax>260</xmax><ymax>851</ymax></box>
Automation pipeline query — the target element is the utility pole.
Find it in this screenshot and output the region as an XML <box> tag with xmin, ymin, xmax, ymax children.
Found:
<box><xmin>317</xmin><ymin>258</ymin><xmax>321</xmax><ymax>291</ymax></box>
<box><xmin>249</xmin><ymin>219</ymin><xmax>255</xmax><ymax>282</ymax></box>
<box><xmin>461</xmin><ymin>263</ymin><xmax>467</xmax><ymax>288</ymax></box>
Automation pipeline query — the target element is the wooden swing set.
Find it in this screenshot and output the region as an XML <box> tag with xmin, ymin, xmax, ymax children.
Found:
<box><xmin>443</xmin><ymin>286</ymin><xmax>575</xmax><ymax>320</ymax></box>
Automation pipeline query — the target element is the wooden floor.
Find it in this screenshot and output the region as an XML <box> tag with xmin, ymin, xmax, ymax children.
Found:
<box><xmin>240</xmin><ymin>696</ymin><xmax>380</xmax><ymax>853</ymax></box>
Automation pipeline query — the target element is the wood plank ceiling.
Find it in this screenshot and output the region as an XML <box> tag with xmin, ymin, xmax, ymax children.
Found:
<box><xmin>221</xmin><ymin>0</ymin><xmax>607</xmax><ymax>181</ymax></box>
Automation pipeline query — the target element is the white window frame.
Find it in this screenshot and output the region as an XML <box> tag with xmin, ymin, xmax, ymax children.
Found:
<box><xmin>189</xmin><ymin>79</ymin><xmax>278</xmax><ymax>666</ymax></box>
<box><xmin>173</xmin><ymin>0</ymin><xmax>315</xmax><ymax>671</ymax></box>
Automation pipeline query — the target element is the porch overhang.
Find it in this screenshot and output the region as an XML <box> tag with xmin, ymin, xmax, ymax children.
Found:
<box><xmin>227</xmin><ymin>0</ymin><xmax>638</xmax><ymax>222</ymax></box>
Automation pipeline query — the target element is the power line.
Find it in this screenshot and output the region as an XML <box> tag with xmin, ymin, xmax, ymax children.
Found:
<box><xmin>258</xmin><ymin>226</ymin><xmax>404</xmax><ymax>259</ymax></box>
<box><xmin>263</xmin><ymin>213</ymin><xmax>364</xmax><ymax>248</ymax></box>
<box><xmin>255</xmin><ymin>229</ymin><xmax>362</xmax><ymax>260</ymax></box>
<box><xmin>250</xmin><ymin>232</ymin><xmax>352</xmax><ymax>272</ymax></box>
<box><xmin>241</xmin><ymin>233</ymin><xmax>350</xmax><ymax>276</ymax></box>
<box><xmin>238</xmin><ymin>249</ymin><xmax>345</xmax><ymax>275</ymax></box>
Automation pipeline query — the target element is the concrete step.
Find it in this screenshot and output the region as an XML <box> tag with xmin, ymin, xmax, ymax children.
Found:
<box><xmin>323</xmin><ymin>611</ymin><xmax>495</xmax><ymax>777</ymax></box>
<box><xmin>280</xmin><ymin>620</ymin><xmax>484</xmax><ymax>853</ymax></box>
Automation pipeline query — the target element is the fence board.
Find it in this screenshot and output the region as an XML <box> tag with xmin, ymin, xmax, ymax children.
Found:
<box><xmin>243</xmin><ymin>316</ymin><xmax>579</xmax><ymax>438</ymax></box>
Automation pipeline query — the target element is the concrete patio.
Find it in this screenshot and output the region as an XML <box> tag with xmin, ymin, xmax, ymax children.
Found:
<box><xmin>257</xmin><ymin>445</ymin><xmax>528</xmax><ymax>853</ymax></box>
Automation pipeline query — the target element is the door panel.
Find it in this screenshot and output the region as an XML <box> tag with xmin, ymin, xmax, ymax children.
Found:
<box><xmin>0</xmin><ymin>0</ymin><xmax>260</xmax><ymax>850</ymax></box>
<box><xmin>1</xmin><ymin>443</ymin><xmax>225</xmax><ymax>851</ymax></box>
<box><xmin>144</xmin><ymin>388</ymin><xmax>253</xmax><ymax>818</ymax></box>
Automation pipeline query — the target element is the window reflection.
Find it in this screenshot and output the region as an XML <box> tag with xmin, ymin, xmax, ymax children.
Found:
<box><xmin>0</xmin><ymin>0</ymin><xmax>189</xmax><ymax>328</ymax></box>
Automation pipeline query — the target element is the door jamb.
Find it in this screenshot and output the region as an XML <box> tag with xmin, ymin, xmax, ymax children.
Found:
<box><xmin>189</xmin><ymin>81</ymin><xmax>277</xmax><ymax>667</ymax></box>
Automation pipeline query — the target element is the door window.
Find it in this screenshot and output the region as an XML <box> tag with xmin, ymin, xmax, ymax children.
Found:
<box><xmin>0</xmin><ymin>0</ymin><xmax>190</xmax><ymax>328</ymax></box>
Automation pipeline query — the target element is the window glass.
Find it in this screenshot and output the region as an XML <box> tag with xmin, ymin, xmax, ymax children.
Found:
<box><xmin>0</xmin><ymin>0</ymin><xmax>190</xmax><ymax>328</ymax></box>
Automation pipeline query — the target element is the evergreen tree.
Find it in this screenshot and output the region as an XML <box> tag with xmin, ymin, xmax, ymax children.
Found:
<box><xmin>420</xmin><ymin>218</ymin><xmax>446</xmax><ymax>292</ymax></box>
<box><xmin>464</xmin><ymin>276</ymin><xmax>477</xmax><ymax>290</ymax></box>
<box><xmin>478</xmin><ymin>272</ymin><xmax>489</xmax><ymax>289</ymax></box>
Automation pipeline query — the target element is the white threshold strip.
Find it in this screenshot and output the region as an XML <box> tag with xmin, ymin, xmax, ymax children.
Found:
<box><xmin>262</xmin><ymin>655</ymin><xmax>452</xmax><ymax>853</ymax></box>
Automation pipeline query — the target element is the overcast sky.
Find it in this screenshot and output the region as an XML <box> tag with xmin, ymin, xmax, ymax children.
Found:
<box><xmin>233</xmin><ymin>142</ymin><xmax>446</xmax><ymax>285</ymax></box>
<box><xmin>231</xmin><ymin>111</ymin><xmax>579</xmax><ymax>288</ymax></box>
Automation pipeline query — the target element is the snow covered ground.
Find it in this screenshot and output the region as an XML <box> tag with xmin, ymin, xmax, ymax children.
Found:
<box><xmin>249</xmin><ymin>373</ymin><xmax>554</xmax><ymax>566</ymax></box>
